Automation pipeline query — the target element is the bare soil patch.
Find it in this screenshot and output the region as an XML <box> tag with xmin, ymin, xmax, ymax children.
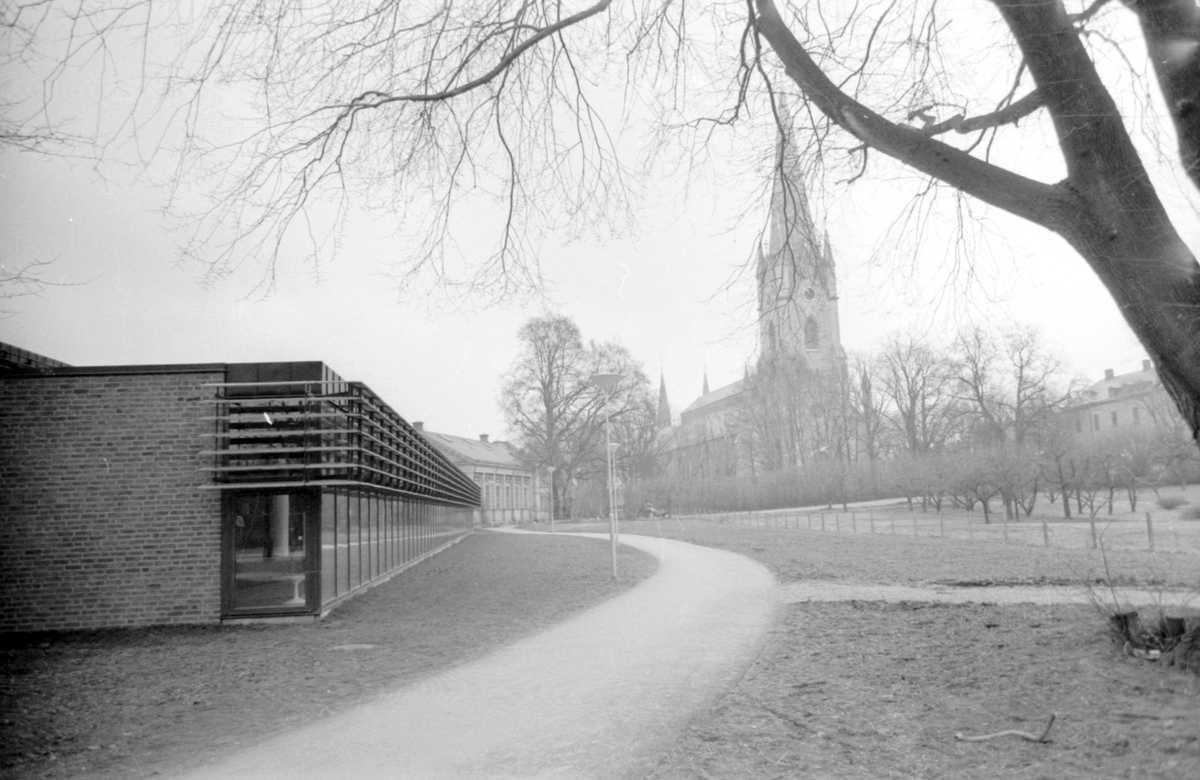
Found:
<box><xmin>646</xmin><ymin>601</ymin><xmax>1198</xmax><ymax>780</ymax></box>
<box><xmin>0</xmin><ymin>531</ymin><xmax>656</xmax><ymax>780</ymax></box>
<box><xmin>554</xmin><ymin>519</ymin><xmax>1196</xmax><ymax>780</ymax></box>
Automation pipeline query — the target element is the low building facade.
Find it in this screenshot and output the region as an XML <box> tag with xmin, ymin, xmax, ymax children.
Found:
<box><xmin>0</xmin><ymin>349</ymin><xmax>479</xmax><ymax>632</ymax></box>
<box><xmin>1065</xmin><ymin>359</ymin><xmax>1188</xmax><ymax>444</ymax></box>
<box><xmin>416</xmin><ymin>427</ymin><xmax>548</xmax><ymax>526</ymax></box>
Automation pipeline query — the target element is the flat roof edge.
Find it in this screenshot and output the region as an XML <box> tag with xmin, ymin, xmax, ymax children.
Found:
<box><xmin>0</xmin><ymin>363</ymin><xmax>228</xmax><ymax>378</ymax></box>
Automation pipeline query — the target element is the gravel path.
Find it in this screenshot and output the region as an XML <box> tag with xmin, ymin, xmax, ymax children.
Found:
<box><xmin>172</xmin><ymin>533</ymin><xmax>777</xmax><ymax>780</ymax></box>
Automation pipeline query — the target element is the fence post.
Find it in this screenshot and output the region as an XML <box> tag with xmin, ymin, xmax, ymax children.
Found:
<box><xmin>1090</xmin><ymin>519</ymin><xmax>1097</xmax><ymax>549</ymax></box>
<box><xmin>890</xmin><ymin>516</ymin><xmax>896</xmax><ymax>535</ymax></box>
<box><xmin>1041</xmin><ymin>516</ymin><xmax>1049</xmax><ymax>548</ymax></box>
<box><xmin>821</xmin><ymin>513</ymin><xmax>826</xmax><ymax>531</ymax></box>
<box><xmin>870</xmin><ymin>514</ymin><xmax>876</xmax><ymax>534</ymax></box>
<box><xmin>1003</xmin><ymin>516</ymin><xmax>1009</xmax><ymax>543</ymax></box>
<box><xmin>852</xmin><ymin>512</ymin><xmax>857</xmax><ymax>533</ymax></box>
<box><xmin>836</xmin><ymin>513</ymin><xmax>841</xmax><ymax>533</ymax></box>
<box><xmin>939</xmin><ymin>513</ymin><xmax>945</xmax><ymax>538</ymax></box>
<box><xmin>1146</xmin><ymin>512</ymin><xmax>1154</xmax><ymax>552</ymax></box>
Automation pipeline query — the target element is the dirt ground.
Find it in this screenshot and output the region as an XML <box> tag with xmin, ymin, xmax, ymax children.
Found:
<box><xmin>579</xmin><ymin>519</ymin><xmax>1199</xmax><ymax>780</ymax></box>
<box><xmin>646</xmin><ymin>600</ymin><xmax>1198</xmax><ymax>780</ymax></box>
<box><xmin>4</xmin><ymin>520</ymin><xmax>1198</xmax><ymax>780</ymax></box>
<box><xmin>0</xmin><ymin>532</ymin><xmax>656</xmax><ymax>780</ymax></box>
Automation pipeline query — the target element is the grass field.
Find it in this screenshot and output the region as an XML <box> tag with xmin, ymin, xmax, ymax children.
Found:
<box><xmin>0</xmin><ymin>532</ymin><xmax>656</xmax><ymax>780</ymax></box>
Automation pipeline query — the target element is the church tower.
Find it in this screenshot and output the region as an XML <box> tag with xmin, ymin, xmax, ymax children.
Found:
<box><xmin>756</xmin><ymin>107</ymin><xmax>846</xmax><ymax>378</ymax></box>
<box><xmin>655</xmin><ymin>374</ymin><xmax>672</xmax><ymax>429</ymax></box>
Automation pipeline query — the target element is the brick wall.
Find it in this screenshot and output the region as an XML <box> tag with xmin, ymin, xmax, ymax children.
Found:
<box><xmin>0</xmin><ymin>369</ymin><xmax>224</xmax><ymax>632</ymax></box>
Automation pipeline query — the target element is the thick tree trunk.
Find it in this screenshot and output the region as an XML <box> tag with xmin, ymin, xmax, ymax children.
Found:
<box><xmin>753</xmin><ymin>0</ymin><xmax>1200</xmax><ymax>444</ymax></box>
<box><xmin>1125</xmin><ymin>0</ymin><xmax>1200</xmax><ymax>192</ymax></box>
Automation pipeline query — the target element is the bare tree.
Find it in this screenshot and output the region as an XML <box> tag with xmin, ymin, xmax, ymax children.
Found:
<box><xmin>849</xmin><ymin>355</ymin><xmax>887</xmax><ymax>467</ymax></box>
<box><xmin>1038</xmin><ymin>418</ymin><xmax>1082</xmax><ymax>518</ymax></box>
<box><xmin>10</xmin><ymin>1</ymin><xmax>1200</xmax><ymax>439</ymax></box>
<box><xmin>954</xmin><ymin>326</ymin><xmax>1075</xmax><ymax>446</ymax></box>
<box><xmin>499</xmin><ymin>313</ymin><xmax>649</xmax><ymax>518</ymax></box>
<box><xmin>877</xmin><ymin>335</ymin><xmax>959</xmax><ymax>456</ymax></box>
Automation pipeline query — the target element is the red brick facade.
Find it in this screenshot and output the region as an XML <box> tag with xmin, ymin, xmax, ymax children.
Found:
<box><xmin>0</xmin><ymin>368</ymin><xmax>223</xmax><ymax>632</ymax></box>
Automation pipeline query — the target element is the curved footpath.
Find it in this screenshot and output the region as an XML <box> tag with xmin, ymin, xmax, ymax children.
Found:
<box><xmin>176</xmin><ymin>532</ymin><xmax>779</xmax><ymax>780</ymax></box>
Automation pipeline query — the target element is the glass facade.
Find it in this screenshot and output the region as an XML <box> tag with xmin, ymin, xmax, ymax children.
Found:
<box><xmin>224</xmin><ymin>487</ymin><xmax>473</xmax><ymax>616</ymax></box>
<box><xmin>207</xmin><ymin>362</ymin><xmax>481</xmax><ymax>619</ymax></box>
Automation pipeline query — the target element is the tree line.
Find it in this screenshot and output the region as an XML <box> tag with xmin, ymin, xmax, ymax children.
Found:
<box><xmin>500</xmin><ymin>314</ymin><xmax>1197</xmax><ymax>520</ymax></box>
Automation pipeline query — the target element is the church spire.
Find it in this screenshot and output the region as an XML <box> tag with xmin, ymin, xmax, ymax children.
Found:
<box><xmin>702</xmin><ymin>368</ymin><xmax>710</xmax><ymax>397</ymax></box>
<box><xmin>655</xmin><ymin>374</ymin><xmax>672</xmax><ymax>429</ymax></box>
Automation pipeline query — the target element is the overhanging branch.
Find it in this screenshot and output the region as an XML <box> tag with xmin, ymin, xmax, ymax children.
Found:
<box><xmin>909</xmin><ymin>90</ymin><xmax>1044</xmax><ymax>136</ymax></box>
<box><xmin>751</xmin><ymin>0</ymin><xmax>1061</xmax><ymax>228</ymax></box>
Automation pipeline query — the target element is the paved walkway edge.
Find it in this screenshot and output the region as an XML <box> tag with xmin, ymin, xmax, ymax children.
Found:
<box><xmin>176</xmin><ymin>532</ymin><xmax>779</xmax><ymax>780</ymax></box>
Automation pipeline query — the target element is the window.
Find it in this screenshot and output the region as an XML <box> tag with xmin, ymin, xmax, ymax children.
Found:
<box><xmin>1111</xmin><ymin>411</ymin><xmax>1119</xmax><ymax>427</ymax></box>
<box><xmin>1092</xmin><ymin>414</ymin><xmax>1100</xmax><ymax>431</ymax></box>
<box><xmin>1133</xmin><ymin>407</ymin><xmax>1141</xmax><ymax>426</ymax></box>
<box><xmin>1075</xmin><ymin>416</ymin><xmax>1082</xmax><ymax>434</ymax></box>
<box><xmin>805</xmin><ymin>316</ymin><xmax>819</xmax><ymax>350</ymax></box>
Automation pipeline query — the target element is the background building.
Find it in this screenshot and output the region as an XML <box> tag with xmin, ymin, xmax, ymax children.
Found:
<box><xmin>661</xmin><ymin>113</ymin><xmax>849</xmax><ymax>479</ymax></box>
<box><xmin>417</xmin><ymin>426</ymin><xmax>549</xmax><ymax>526</ymax></box>
<box><xmin>1066</xmin><ymin>359</ymin><xmax>1187</xmax><ymax>443</ymax></box>
<box><xmin>0</xmin><ymin>346</ymin><xmax>479</xmax><ymax>632</ymax></box>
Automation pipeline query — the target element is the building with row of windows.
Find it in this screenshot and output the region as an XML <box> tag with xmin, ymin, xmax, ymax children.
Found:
<box><xmin>1065</xmin><ymin>359</ymin><xmax>1187</xmax><ymax>443</ymax></box>
<box><xmin>0</xmin><ymin>346</ymin><xmax>480</xmax><ymax>632</ymax></box>
<box><xmin>415</xmin><ymin>426</ymin><xmax>549</xmax><ymax>525</ymax></box>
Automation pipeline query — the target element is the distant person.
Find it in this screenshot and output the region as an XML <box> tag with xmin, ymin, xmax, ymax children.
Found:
<box><xmin>638</xmin><ymin>502</ymin><xmax>666</xmax><ymax>518</ymax></box>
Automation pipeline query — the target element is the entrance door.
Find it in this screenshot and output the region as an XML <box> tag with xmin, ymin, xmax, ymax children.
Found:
<box><xmin>225</xmin><ymin>491</ymin><xmax>315</xmax><ymax>614</ymax></box>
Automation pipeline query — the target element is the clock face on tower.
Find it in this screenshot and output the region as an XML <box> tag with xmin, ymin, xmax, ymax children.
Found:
<box><xmin>802</xmin><ymin>287</ymin><xmax>816</xmax><ymax>301</ymax></box>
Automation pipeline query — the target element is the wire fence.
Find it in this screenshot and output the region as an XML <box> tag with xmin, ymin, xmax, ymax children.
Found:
<box><xmin>670</xmin><ymin>507</ymin><xmax>1200</xmax><ymax>555</ymax></box>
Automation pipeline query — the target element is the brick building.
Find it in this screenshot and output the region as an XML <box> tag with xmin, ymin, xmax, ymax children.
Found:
<box><xmin>0</xmin><ymin>346</ymin><xmax>479</xmax><ymax>632</ymax></box>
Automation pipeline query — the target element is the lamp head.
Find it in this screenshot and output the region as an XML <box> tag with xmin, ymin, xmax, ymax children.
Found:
<box><xmin>589</xmin><ymin>372</ymin><xmax>621</xmax><ymax>392</ymax></box>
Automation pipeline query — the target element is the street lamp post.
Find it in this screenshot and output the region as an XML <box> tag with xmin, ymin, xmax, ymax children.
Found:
<box><xmin>589</xmin><ymin>372</ymin><xmax>621</xmax><ymax>579</ymax></box>
<box><xmin>546</xmin><ymin>465</ymin><xmax>556</xmax><ymax>533</ymax></box>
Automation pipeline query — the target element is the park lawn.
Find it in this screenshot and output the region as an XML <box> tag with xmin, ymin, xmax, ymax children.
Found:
<box><xmin>4</xmin><ymin>519</ymin><xmax>1197</xmax><ymax>780</ymax></box>
<box><xmin>585</xmin><ymin>519</ymin><xmax>1200</xmax><ymax>780</ymax></box>
<box><xmin>0</xmin><ymin>531</ymin><xmax>656</xmax><ymax>780</ymax></box>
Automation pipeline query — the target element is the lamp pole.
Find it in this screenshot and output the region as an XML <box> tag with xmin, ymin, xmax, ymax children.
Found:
<box><xmin>589</xmin><ymin>372</ymin><xmax>622</xmax><ymax>579</ymax></box>
<box><xmin>546</xmin><ymin>465</ymin><xmax>556</xmax><ymax>533</ymax></box>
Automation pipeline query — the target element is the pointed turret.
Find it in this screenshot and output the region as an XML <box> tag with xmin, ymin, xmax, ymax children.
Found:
<box><xmin>702</xmin><ymin>369</ymin><xmax>710</xmax><ymax>397</ymax></box>
<box><xmin>655</xmin><ymin>375</ymin><xmax>672</xmax><ymax>429</ymax></box>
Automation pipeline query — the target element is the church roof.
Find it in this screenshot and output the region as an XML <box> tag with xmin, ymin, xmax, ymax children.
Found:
<box><xmin>681</xmin><ymin>378</ymin><xmax>745</xmax><ymax>416</ymax></box>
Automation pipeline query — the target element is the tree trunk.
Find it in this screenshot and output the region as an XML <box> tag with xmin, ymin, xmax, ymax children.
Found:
<box><xmin>754</xmin><ymin>0</ymin><xmax>1200</xmax><ymax>443</ymax></box>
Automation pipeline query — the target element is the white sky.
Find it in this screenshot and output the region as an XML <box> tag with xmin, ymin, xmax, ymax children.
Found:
<box><xmin>0</xmin><ymin>4</ymin><xmax>1180</xmax><ymax>441</ymax></box>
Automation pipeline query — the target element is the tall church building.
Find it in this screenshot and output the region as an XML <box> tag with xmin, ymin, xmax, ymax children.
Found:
<box><xmin>756</xmin><ymin>116</ymin><xmax>847</xmax><ymax>378</ymax></box>
<box><xmin>661</xmin><ymin>111</ymin><xmax>848</xmax><ymax>478</ymax></box>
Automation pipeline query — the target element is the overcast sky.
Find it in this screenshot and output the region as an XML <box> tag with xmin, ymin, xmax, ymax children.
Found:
<box><xmin>0</xmin><ymin>4</ymin><xmax>1180</xmax><ymax>442</ymax></box>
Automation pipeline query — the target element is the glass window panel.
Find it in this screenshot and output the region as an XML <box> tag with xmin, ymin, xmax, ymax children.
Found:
<box><xmin>321</xmin><ymin>491</ymin><xmax>336</xmax><ymax>605</ymax></box>
<box><xmin>348</xmin><ymin>493</ymin><xmax>361</xmax><ymax>588</ymax></box>
<box><xmin>338</xmin><ymin>491</ymin><xmax>350</xmax><ymax>595</ymax></box>
<box><xmin>230</xmin><ymin>492</ymin><xmax>309</xmax><ymax>612</ymax></box>
<box><xmin>370</xmin><ymin>495</ymin><xmax>379</xmax><ymax>580</ymax></box>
